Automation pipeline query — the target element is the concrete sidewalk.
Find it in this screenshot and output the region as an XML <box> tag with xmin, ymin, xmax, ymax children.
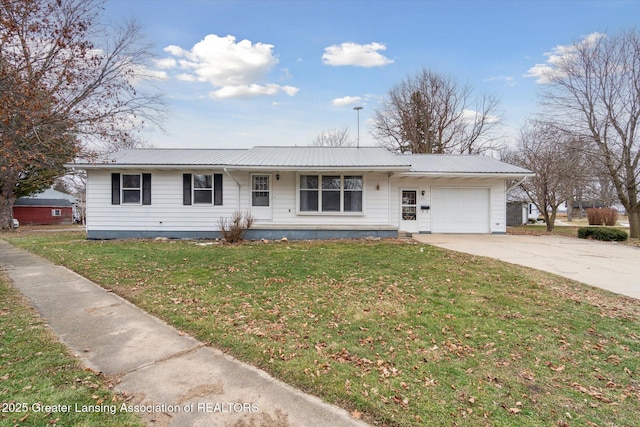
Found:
<box><xmin>413</xmin><ymin>234</ymin><xmax>640</xmax><ymax>300</ymax></box>
<box><xmin>0</xmin><ymin>239</ymin><xmax>369</xmax><ymax>427</ymax></box>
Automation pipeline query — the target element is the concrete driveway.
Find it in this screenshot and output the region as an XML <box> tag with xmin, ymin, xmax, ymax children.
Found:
<box><xmin>413</xmin><ymin>234</ymin><xmax>640</xmax><ymax>300</ymax></box>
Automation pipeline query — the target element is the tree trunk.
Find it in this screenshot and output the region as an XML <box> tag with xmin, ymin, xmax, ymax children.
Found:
<box><xmin>544</xmin><ymin>209</ymin><xmax>556</xmax><ymax>232</ymax></box>
<box><xmin>0</xmin><ymin>174</ymin><xmax>17</xmax><ymax>231</ymax></box>
<box><xmin>628</xmin><ymin>207</ymin><xmax>640</xmax><ymax>239</ymax></box>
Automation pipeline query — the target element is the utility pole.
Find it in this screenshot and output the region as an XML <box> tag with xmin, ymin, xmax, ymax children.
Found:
<box><xmin>353</xmin><ymin>106</ymin><xmax>363</xmax><ymax>148</ymax></box>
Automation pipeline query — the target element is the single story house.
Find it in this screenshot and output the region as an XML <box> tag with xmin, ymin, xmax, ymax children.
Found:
<box><xmin>65</xmin><ymin>146</ymin><xmax>533</xmax><ymax>240</ymax></box>
<box><xmin>13</xmin><ymin>188</ymin><xmax>76</xmax><ymax>225</ymax></box>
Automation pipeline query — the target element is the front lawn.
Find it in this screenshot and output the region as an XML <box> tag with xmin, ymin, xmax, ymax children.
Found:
<box><xmin>3</xmin><ymin>232</ymin><xmax>640</xmax><ymax>426</ymax></box>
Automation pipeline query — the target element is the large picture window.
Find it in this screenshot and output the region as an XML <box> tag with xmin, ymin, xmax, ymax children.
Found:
<box><xmin>299</xmin><ymin>175</ymin><xmax>363</xmax><ymax>213</ymax></box>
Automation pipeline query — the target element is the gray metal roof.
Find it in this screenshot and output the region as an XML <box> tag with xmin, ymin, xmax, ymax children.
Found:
<box><xmin>228</xmin><ymin>146</ymin><xmax>409</xmax><ymax>168</ymax></box>
<box><xmin>82</xmin><ymin>149</ymin><xmax>247</xmax><ymax>166</ymax></box>
<box><xmin>402</xmin><ymin>154</ymin><xmax>533</xmax><ymax>175</ymax></box>
<box><xmin>67</xmin><ymin>147</ymin><xmax>411</xmax><ymax>170</ymax></box>
<box><xmin>66</xmin><ymin>147</ymin><xmax>532</xmax><ymax>176</ymax></box>
<box><xmin>15</xmin><ymin>198</ymin><xmax>73</xmax><ymax>207</ymax></box>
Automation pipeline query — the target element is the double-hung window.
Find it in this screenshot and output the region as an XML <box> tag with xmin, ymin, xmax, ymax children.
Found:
<box><xmin>182</xmin><ymin>173</ymin><xmax>223</xmax><ymax>206</ymax></box>
<box><xmin>343</xmin><ymin>176</ymin><xmax>363</xmax><ymax>212</ymax></box>
<box><xmin>122</xmin><ymin>174</ymin><xmax>142</xmax><ymax>204</ymax></box>
<box><xmin>300</xmin><ymin>175</ymin><xmax>319</xmax><ymax>211</ymax></box>
<box><xmin>193</xmin><ymin>174</ymin><xmax>213</xmax><ymax>204</ymax></box>
<box><xmin>299</xmin><ymin>174</ymin><xmax>363</xmax><ymax>213</ymax></box>
<box><xmin>111</xmin><ymin>173</ymin><xmax>151</xmax><ymax>205</ymax></box>
<box><xmin>322</xmin><ymin>176</ymin><xmax>341</xmax><ymax>211</ymax></box>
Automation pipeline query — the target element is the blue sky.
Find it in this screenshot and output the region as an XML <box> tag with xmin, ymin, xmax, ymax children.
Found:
<box><xmin>102</xmin><ymin>0</ymin><xmax>640</xmax><ymax>149</ymax></box>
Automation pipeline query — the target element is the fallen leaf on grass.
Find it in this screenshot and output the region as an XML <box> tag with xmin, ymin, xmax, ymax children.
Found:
<box><xmin>351</xmin><ymin>410</ymin><xmax>362</xmax><ymax>419</ymax></box>
<box><xmin>520</xmin><ymin>370</ymin><xmax>535</xmax><ymax>381</ymax></box>
<box><xmin>545</xmin><ymin>362</ymin><xmax>565</xmax><ymax>372</ymax></box>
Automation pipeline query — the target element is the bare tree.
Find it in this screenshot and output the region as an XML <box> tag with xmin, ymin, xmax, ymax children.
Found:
<box><xmin>311</xmin><ymin>128</ymin><xmax>354</xmax><ymax>147</ymax></box>
<box><xmin>504</xmin><ymin>122</ymin><xmax>586</xmax><ymax>231</ymax></box>
<box><xmin>537</xmin><ymin>30</ymin><xmax>640</xmax><ymax>237</ymax></box>
<box><xmin>372</xmin><ymin>68</ymin><xmax>502</xmax><ymax>154</ymax></box>
<box><xmin>0</xmin><ymin>0</ymin><xmax>165</xmax><ymax>230</ymax></box>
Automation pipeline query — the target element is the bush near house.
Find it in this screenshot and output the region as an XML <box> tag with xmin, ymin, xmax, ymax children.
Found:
<box><xmin>586</xmin><ymin>208</ymin><xmax>618</xmax><ymax>226</ymax></box>
<box><xmin>577</xmin><ymin>226</ymin><xmax>628</xmax><ymax>241</ymax></box>
<box><xmin>217</xmin><ymin>210</ymin><xmax>254</xmax><ymax>243</ymax></box>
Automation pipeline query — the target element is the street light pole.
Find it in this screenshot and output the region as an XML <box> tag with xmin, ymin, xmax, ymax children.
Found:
<box><xmin>353</xmin><ymin>106</ymin><xmax>363</xmax><ymax>148</ymax></box>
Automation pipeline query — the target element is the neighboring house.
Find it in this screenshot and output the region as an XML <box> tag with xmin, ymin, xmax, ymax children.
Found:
<box><xmin>65</xmin><ymin>147</ymin><xmax>533</xmax><ymax>239</ymax></box>
<box><xmin>13</xmin><ymin>188</ymin><xmax>76</xmax><ymax>225</ymax></box>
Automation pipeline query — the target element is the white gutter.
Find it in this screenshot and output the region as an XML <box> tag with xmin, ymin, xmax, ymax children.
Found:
<box><xmin>392</xmin><ymin>172</ymin><xmax>535</xmax><ymax>179</ymax></box>
<box><xmin>64</xmin><ymin>163</ymin><xmax>412</xmax><ymax>173</ymax></box>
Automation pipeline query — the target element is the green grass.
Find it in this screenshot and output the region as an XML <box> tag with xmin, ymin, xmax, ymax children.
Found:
<box><xmin>3</xmin><ymin>231</ymin><xmax>640</xmax><ymax>426</ymax></box>
<box><xmin>0</xmin><ymin>272</ymin><xmax>145</xmax><ymax>427</ymax></box>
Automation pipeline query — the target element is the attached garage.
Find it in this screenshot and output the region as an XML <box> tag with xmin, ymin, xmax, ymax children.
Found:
<box><xmin>431</xmin><ymin>187</ymin><xmax>490</xmax><ymax>233</ymax></box>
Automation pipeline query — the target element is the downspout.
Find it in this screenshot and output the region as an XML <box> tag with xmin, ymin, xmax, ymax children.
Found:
<box><xmin>388</xmin><ymin>172</ymin><xmax>393</xmax><ymax>231</ymax></box>
<box><xmin>507</xmin><ymin>176</ymin><xmax>528</xmax><ymax>192</ymax></box>
<box><xmin>223</xmin><ymin>168</ymin><xmax>242</xmax><ymax>210</ymax></box>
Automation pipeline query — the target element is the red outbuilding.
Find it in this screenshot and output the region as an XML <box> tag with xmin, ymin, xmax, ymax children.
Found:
<box><xmin>13</xmin><ymin>189</ymin><xmax>76</xmax><ymax>226</ymax></box>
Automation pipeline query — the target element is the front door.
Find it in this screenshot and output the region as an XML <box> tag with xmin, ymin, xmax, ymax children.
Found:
<box><xmin>400</xmin><ymin>190</ymin><xmax>419</xmax><ymax>233</ymax></box>
<box><xmin>251</xmin><ymin>174</ymin><xmax>272</xmax><ymax>220</ymax></box>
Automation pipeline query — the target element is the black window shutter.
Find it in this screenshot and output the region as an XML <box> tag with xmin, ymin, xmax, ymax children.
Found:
<box><xmin>142</xmin><ymin>173</ymin><xmax>152</xmax><ymax>205</ymax></box>
<box><xmin>183</xmin><ymin>174</ymin><xmax>192</xmax><ymax>205</ymax></box>
<box><xmin>111</xmin><ymin>173</ymin><xmax>120</xmax><ymax>205</ymax></box>
<box><xmin>214</xmin><ymin>173</ymin><xmax>223</xmax><ymax>205</ymax></box>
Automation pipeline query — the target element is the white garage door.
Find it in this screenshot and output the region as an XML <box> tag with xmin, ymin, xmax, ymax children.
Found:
<box><xmin>431</xmin><ymin>188</ymin><xmax>490</xmax><ymax>233</ymax></box>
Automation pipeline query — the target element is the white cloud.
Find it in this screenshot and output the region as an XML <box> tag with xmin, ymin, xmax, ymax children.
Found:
<box><xmin>155</xmin><ymin>57</ymin><xmax>177</xmax><ymax>69</ymax></box>
<box><xmin>525</xmin><ymin>32</ymin><xmax>606</xmax><ymax>84</ymax></box>
<box><xmin>322</xmin><ymin>42</ymin><xmax>394</xmax><ymax>67</ymax></box>
<box><xmin>462</xmin><ymin>109</ymin><xmax>500</xmax><ymax>124</ymax></box>
<box><xmin>125</xmin><ymin>64</ymin><xmax>169</xmax><ymax>83</ymax></box>
<box><xmin>484</xmin><ymin>75</ymin><xmax>516</xmax><ymax>86</ymax></box>
<box><xmin>331</xmin><ymin>96</ymin><xmax>363</xmax><ymax>107</ymax></box>
<box><xmin>210</xmin><ymin>84</ymin><xmax>299</xmax><ymax>99</ymax></box>
<box><xmin>176</xmin><ymin>73</ymin><xmax>197</xmax><ymax>82</ymax></box>
<box><xmin>163</xmin><ymin>34</ymin><xmax>299</xmax><ymax>98</ymax></box>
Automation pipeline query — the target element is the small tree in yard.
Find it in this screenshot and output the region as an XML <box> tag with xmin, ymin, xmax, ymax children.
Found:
<box><xmin>504</xmin><ymin>121</ymin><xmax>584</xmax><ymax>231</ymax></box>
<box><xmin>218</xmin><ymin>211</ymin><xmax>254</xmax><ymax>244</ymax></box>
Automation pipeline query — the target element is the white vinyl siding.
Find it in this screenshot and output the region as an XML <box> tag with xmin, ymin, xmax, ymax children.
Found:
<box><xmin>86</xmin><ymin>170</ymin><xmax>236</xmax><ymax>233</ymax></box>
